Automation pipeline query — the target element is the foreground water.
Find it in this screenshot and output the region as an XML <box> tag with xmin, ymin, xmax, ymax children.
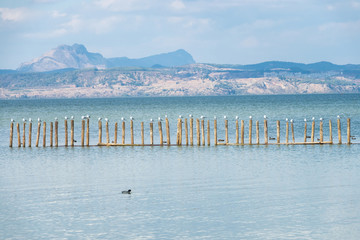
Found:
<box><xmin>1</xmin><ymin>94</ymin><xmax>360</xmax><ymax>239</ymax></box>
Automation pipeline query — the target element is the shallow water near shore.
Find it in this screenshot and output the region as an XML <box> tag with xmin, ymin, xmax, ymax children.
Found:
<box><xmin>1</xmin><ymin>94</ymin><xmax>360</xmax><ymax>239</ymax></box>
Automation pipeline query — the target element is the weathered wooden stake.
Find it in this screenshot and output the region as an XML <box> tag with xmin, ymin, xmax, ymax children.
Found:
<box><xmin>291</xmin><ymin>121</ymin><xmax>295</xmax><ymax>143</ymax></box>
<box><xmin>190</xmin><ymin>118</ymin><xmax>194</xmax><ymax>146</ymax></box>
<box><xmin>185</xmin><ymin>118</ymin><xmax>189</xmax><ymax>146</ymax></box>
<box><xmin>347</xmin><ymin>118</ymin><xmax>351</xmax><ymax>144</ymax></box>
<box><xmin>337</xmin><ymin>118</ymin><xmax>342</xmax><ymax>144</ymax></box>
<box><xmin>286</xmin><ymin>121</ymin><xmax>289</xmax><ymax>144</ymax></box>
<box><xmin>179</xmin><ymin>119</ymin><xmax>182</xmax><ymax>145</ymax></box>
<box><xmin>114</xmin><ymin>122</ymin><xmax>118</xmax><ymax>144</ymax></box>
<box><xmin>176</xmin><ymin>119</ymin><xmax>180</xmax><ymax>145</ymax></box>
<box><xmin>50</xmin><ymin>122</ymin><xmax>53</xmax><ymax>147</ymax></box>
<box><xmin>207</xmin><ymin>120</ymin><xmax>210</xmax><ymax>146</ymax></box>
<box><xmin>249</xmin><ymin>118</ymin><xmax>253</xmax><ymax>145</ymax></box>
<box><xmin>9</xmin><ymin>122</ymin><xmax>14</xmax><ymax>147</ymax></box>
<box><xmin>256</xmin><ymin>120</ymin><xmax>260</xmax><ymax>145</ymax></box>
<box><xmin>106</xmin><ymin>121</ymin><xmax>110</xmax><ymax>144</ymax></box>
<box><xmin>158</xmin><ymin>120</ymin><xmax>163</xmax><ymax>145</ymax></box>
<box><xmin>36</xmin><ymin>122</ymin><xmax>41</xmax><ymax>147</ymax></box>
<box><xmin>236</xmin><ymin>119</ymin><xmax>239</xmax><ymax>144</ymax></box>
<box><xmin>264</xmin><ymin>119</ymin><xmax>268</xmax><ymax>145</ymax></box>
<box><xmin>71</xmin><ymin>119</ymin><xmax>74</xmax><ymax>147</ymax></box>
<box><xmin>214</xmin><ymin>119</ymin><xmax>217</xmax><ymax>146</ymax></box>
<box><xmin>64</xmin><ymin>119</ymin><xmax>68</xmax><ymax>147</ymax></box>
<box><xmin>276</xmin><ymin>120</ymin><xmax>280</xmax><ymax>144</ymax></box>
<box><xmin>141</xmin><ymin>122</ymin><xmax>144</xmax><ymax>145</ymax></box>
<box><xmin>329</xmin><ymin>120</ymin><xmax>333</xmax><ymax>144</ymax></box>
<box><xmin>319</xmin><ymin>120</ymin><xmax>323</xmax><ymax>143</ymax></box>
<box><xmin>150</xmin><ymin>122</ymin><xmax>154</xmax><ymax>145</ymax></box>
<box><xmin>81</xmin><ymin>120</ymin><xmax>85</xmax><ymax>146</ymax></box>
<box><xmin>241</xmin><ymin>120</ymin><xmax>244</xmax><ymax>145</ymax></box>
<box><xmin>43</xmin><ymin>121</ymin><xmax>46</xmax><ymax>147</ymax></box>
<box><xmin>196</xmin><ymin>118</ymin><xmax>200</xmax><ymax>146</ymax></box>
<box><xmin>311</xmin><ymin>120</ymin><xmax>315</xmax><ymax>142</ymax></box>
<box><xmin>122</xmin><ymin>121</ymin><xmax>125</xmax><ymax>144</ymax></box>
<box><xmin>55</xmin><ymin>121</ymin><xmax>58</xmax><ymax>147</ymax></box>
<box><xmin>22</xmin><ymin>122</ymin><xmax>26</xmax><ymax>148</ymax></box>
<box><xmin>29</xmin><ymin>121</ymin><xmax>32</xmax><ymax>147</ymax></box>
<box><xmin>86</xmin><ymin>118</ymin><xmax>90</xmax><ymax>146</ymax></box>
<box><xmin>303</xmin><ymin>121</ymin><xmax>307</xmax><ymax>143</ymax></box>
<box><xmin>201</xmin><ymin>119</ymin><xmax>205</xmax><ymax>146</ymax></box>
<box><xmin>166</xmin><ymin>118</ymin><xmax>170</xmax><ymax>145</ymax></box>
<box><xmin>225</xmin><ymin>119</ymin><xmax>229</xmax><ymax>144</ymax></box>
<box><xmin>98</xmin><ymin>120</ymin><xmax>102</xmax><ymax>144</ymax></box>
<box><xmin>130</xmin><ymin>120</ymin><xmax>134</xmax><ymax>145</ymax></box>
<box><xmin>17</xmin><ymin>123</ymin><xmax>21</xmax><ymax>147</ymax></box>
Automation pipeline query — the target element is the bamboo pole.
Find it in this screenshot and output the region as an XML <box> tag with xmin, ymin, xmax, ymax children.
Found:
<box><xmin>43</xmin><ymin>121</ymin><xmax>46</xmax><ymax>147</ymax></box>
<box><xmin>158</xmin><ymin>120</ymin><xmax>163</xmax><ymax>145</ymax></box>
<box><xmin>106</xmin><ymin>121</ymin><xmax>110</xmax><ymax>144</ymax></box>
<box><xmin>166</xmin><ymin>118</ymin><xmax>170</xmax><ymax>146</ymax></box>
<box><xmin>337</xmin><ymin>118</ymin><xmax>342</xmax><ymax>144</ymax></box>
<box><xmin>329</xmin><ymin>120</ymin><xmax>333</xmax><ymax>144</ymax></box>
<box><xmin>319</xmin><ymin>119</ymin><xmax>323</xmax><ymax>143</ymax></box>
<box><xmin>22</xmin><ymin>121</ymin><xmax>26</xmax><ymax>148</ymax></box>
<box><xmin>81</xmin><ymin>119</ymin><xmax>85</xmax><ymax>146</ymax></box>
<box><xmin>241</xmin><ymin>120</ymin><xmax>244</xmax><ymax>145</ymax></box>
<box><xmin>114</xmin><ymin>122</ymin><xmax>118</xmax><ymax>144</ymax></box>
<box><xmin>98</xmin><ymin>120</ymin><xmax>102</xmax><ymax>144</ymax></box>
<box><xmin>249</xmin><ymin>118</ymin><xmax>252</xmax><ymax>145</ymax></box>
<box><xmin>130</xmin><ymin>120</ymin><xmax>134</xmax><ymax>145</ymax></box>
<box><xmin>122</xmin><ymin>121</ymin><xmax>125</xmax><ymax>144</ymax></box>
<box><xmin>71</xmin><ymin>119</ymin><xmax>74</xmax><ymax>147</ymax></box>
<box><xmin>236</xmin><ymin>119</ymin><xmax>239</xmax><ymax>144</ymax></box>
<box><xmin>291</xmin><ymin>120</ymin><xmax>295</xmax><ymax>143</ymax></box>
<box><xmin>311</xmin><ymin>119</ymin><xmax>315</xmax><ymax>142</ymax></box>
<box><xmin>17</xmin><ymin>123</ymin><xmax>21</xmax><ymax>147</ymax></box>
<box><xmin>86</xmin><ymin>118</ymin><xmax>90</xmax><ymax>146</ymax></box>
<box><xmin>225</xmin><ymin>119</ymin><xmax>228</xmax><ymax>144</ymax></box>
<box><xmin>347</xmin><ymin>118</ymin><xmax>351</xmax><ymax>144</ymax></box>
<box><xmin>36</xmin><ymin>121</ymin><xmax>41</xmax><ymax>147</ymax></box>
<box><xmin>201</xmin><ymin>119</ymin><xmax>205</xmax><ymax>146</ymax></box>
<box><xmin>9</xmin><ymin>122</ymin><xmax>14</xmax><ymax>147</ymax></box>
<box><xmin>207</xmin><ymin>120</ymin><xmax>210</xmax><ymax>146</ymax></box>
<box><xmin>214</xmin><ymin>118</ymin><xmax>217</xmax><ymax>146</ymax></box>
<box><xmin>264</xmin><ymin>119</ymin><xmax>268</xmax><ymax>145</ymax></box>
<box><xmin>141</xmin><ymin>122</ymin><xmax>144</xmax><ymax>145</ymax></box>
<box><xmin>29</xmin><ymin>121</ymin><xmax>32</xmax><ymax>147</ymax></box>
<box><xmin>256</xmin><ymin>120</ymin><xmax>260</xmax><ymax>145</ymax></box>
<box><xmin>303</xmin><ymin>120</ymin><xmax>307</xmax><ymax>143</ymax></box>
<box><xmin>286</xmin><ymin>120</ymin><xmax>289</xmax><ymax>144</ymax></box>
<box><xmin>150</xmin><ymin>121</ymin><xmax>154</xmax><ymax>145</ymax></box>
<box><xmin>64</xmin><ymin>119</ymin><xmax>68</xmax><ymax>147</ymax></box>
<box><xmin>196</xmin><ymin>118</ymin><xmax>200</xmax><ymax>146</ymax></box>
<box><xmin>50</xmin><ymin>122</ymin><xmax>53</xmax><ymax>147</ymax></box>
<box><xmin>276</xmin><ymin>120</ymin><xmax>280</xmax><ymax>144</ymax></box>
<box><xmin>190</xmin><ymin>118</ymin><xmax>194</xmax><ymax>146</ymax></box>
<box><xmin>55</xmin><ymin>120</ymin><xmax>58</xmax><ymax>147</ymax></box>
<box><xmin>185</xmin><ymin>118</ymin><xmax>188</xmax><ymax>146</ymax></box>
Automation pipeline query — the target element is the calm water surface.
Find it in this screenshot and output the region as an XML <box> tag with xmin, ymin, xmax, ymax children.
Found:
<box><xmin>1</xmin><ymin>94</ymin><xmax>360</xmax><ymax>239</ymax></box>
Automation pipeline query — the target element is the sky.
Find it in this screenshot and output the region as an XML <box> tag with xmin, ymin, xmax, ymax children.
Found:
<box><xmin>0</xmin><ymin>0</ymin><xmax>359</xmax><ymax>69</ymax></box>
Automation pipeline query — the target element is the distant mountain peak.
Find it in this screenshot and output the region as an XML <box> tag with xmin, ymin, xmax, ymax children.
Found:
<box><xmin>17</xmin><ymin>44</ymin><xmax>196</xmax><ymax>72</ymax></box>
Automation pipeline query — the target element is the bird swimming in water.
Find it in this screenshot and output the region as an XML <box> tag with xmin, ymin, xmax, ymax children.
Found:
<box><xmin>122</xmin><ymin>189</ymin><xmax>131</xmax><ymax>194</ymax></box>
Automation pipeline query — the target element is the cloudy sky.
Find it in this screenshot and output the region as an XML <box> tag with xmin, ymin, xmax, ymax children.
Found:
<box><xmin>0</xmin><ymin>0</ymin><xmax>359</xmax><ymax>69</ymax></box>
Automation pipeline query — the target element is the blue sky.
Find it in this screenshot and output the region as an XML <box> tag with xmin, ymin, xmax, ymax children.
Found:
<box><xmin>0</xmin><ymin>0</ymin><xmax>359</xmax><ymax>69</ymax></box>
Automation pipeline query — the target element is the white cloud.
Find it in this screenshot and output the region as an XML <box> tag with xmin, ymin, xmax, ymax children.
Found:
<box><xmin>351</xmin><ymin>1</ymin><xmax>360</xmax><ymax>8</ymax></box>
<box><xmin>240</xmin><ymin>36</ymin><xmax>259</xmax><ymax>48</ymax></box>
<box><xmin>171</xmin><ymin>0</ymin><xmax>185</xmax><ymax>10</ymax></box>
<box><xmin>318</xmin><ymin>20</ymin><xmax>360</xmax><ymax>32</ymax></box>
<box><xmin>0</xmin><ymin>8</ymin><xmax>27</xmax><ymax>22</ymax></box>
<box><xmin>94</xmin><ymin>0</ymin><xmax>151</xmax><ymax>11</ymax></box>
<box><xmin>52</xmin><ymin>10</ymin><xmax>67</xmax><ymax>18</ymax></box>
<box><xmin>92</xmin><ymin>16</ymin><xmax>122</xmax><ymax>34</ymax></box>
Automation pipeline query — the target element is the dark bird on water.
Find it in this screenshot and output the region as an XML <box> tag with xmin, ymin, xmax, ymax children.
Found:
<box><xmin>122</xmin><ymin>189</ymin><xmax>131</xmax><ymax>194</ymax></box>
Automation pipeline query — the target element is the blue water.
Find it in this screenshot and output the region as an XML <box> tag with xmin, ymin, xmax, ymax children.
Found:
<box><xmin>1</xmin><ymin>94</ymin><xmax>360</xmax><ymax>239</ymax></box>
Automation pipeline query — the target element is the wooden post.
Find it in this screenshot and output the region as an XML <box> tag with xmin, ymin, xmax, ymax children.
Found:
<box><xmin>86</xmin><ymin>118</ymin><xmax>90</xmax><ymax>146</ymax></box>
<box><xmin>166</xmin><ymin>118</ymin><xmax>170</xmax><ymax>146</ymax></box>
<box><xmin>141</xmin><ymin>122</ymin><xmax>144</xmax><ymax>145</ymax></box>
<box><xmin>329</xmin><ymin>120</ymin><xmax>333</xmax><ymax>144</ymax></box>
<box><xmin>179</xmin><ymin>119</ymin><xmax>182</xmax><ymax>145</ymax></box>
<box><xmin>190</xmin><ymin>118</ymin><xmax>194</xmax><ymax>146</ymax></box>
<box><xmin>98</xmin><ymin>120</ymin><xmax>102</xmax><ymax>144</ymax></box>
<box><xmin>225</xmin><ymin>119</ymin><xmax>229</xmax><ymax>144</ymax></box>
<box><xmin>236</xmin><ymin>119</ymin><xmax>239</xmax><ymax>144</ymax></box>
<box><xmin>36</xmin><ymin>121</ymin><xmax>41</xmax><ymax>147</ymax></box>
<box><xmin>106</xmin><ymin>121</ymin><xmax>110</xmax><ymax>144</ymax></box>
<box><xmin>176</xmin><ymin>119</ymin><xmax>180</xmax><ymax>145</ymax></box>
<box><xmin>64</xmin><ymin>119</ymin><xmax>68</xmax><ymax>147</ymax></box>
<box><xmin>286</xmin><ymin>120</ymin><xmax>289</xmax><ymax>144</ymax></box>
<box><xmin>347</xmin><ymin>118</ymin><xmax>351</xmax><ymax>144</ymax></box>
<box><xmin>17</xmin><ymin>123</ymin><xmax>21</xmax><ymax>147</ymax></box>
<box><xmin>185</xmin><ymin>118</ymin><xmax>189</xmax><ymax>146</ymax></box>
<box><xmin>201</xmin><ymin>119</ymin><xmax>205</xmax><ymax>146</ymax></box>
<box><xmin>9</xmin><ymin>122</ymin><xmax>14</xmax><ymax>147</ymax></box>
<box><xmin>207</xmin><ymin>120</ymin><xmax>210</xmax><ymax>146</ymax></box>
<box><xmin>29</xmin><ymin>121</ymin><xmax>32</xmax><ymax>147</ymax></box>
<box><xmin>150</xmin><ymin>121</ymin><xmax>154</xmax><ymax>145</ymax></box>
<box><xmin>291</xmin><ymin>121</ymin><xmax>295</xmax><ymax>143</ymax></box>
<box><xmin>276</xmin><ymin>120</ymin><xmax>280</xmax><ymax>144</ymax></box>
<box><xmin>196</xmin><ymin>118</ymin><xmax>200</xmax><ymax>146</ymax></box>
<box><xmin>71</xmin><ymin>119</ymin><xmax>74</xmax><ymax>147</ymax></box>
<box><xmin>42</xmin><ymin>121</ymin><xmax>46</xmax><ymax>147</ymax></box>
<box><xmin>122</xmin><ymin>121</ymin><xmax>125</xmax><ymax>144</ymax></box>
<box><xmin>241</xmin><ymin>120</ymin><xmax>244</xmax><ymax>145</ymax></box>
<box><xmin>158</xmin><ymin>120</ymin><xmax>163</xmax><ymax>145</ymax></box>
<box><xmin>130</xmin><ymin>120</ymin><xmax>134</xmax><ymax>145</ymax></box>
<box><xmin>337</xmin><ymin>118</ymin><xmax>342</xmax><ymax>144</ymax></box>
<box><xmin>264</xmin><ymin>119</ymin><xmax>268</xmax><ymax>145</ymax></box>
<box><xmin>22</xmin><ymin>121</ymin><xmax>26</xmax><ymax>148</ymax></box>
<box><xmin>311</xmin><ymin>119</ymin><xmax>315</xmax><ymax>142</ymax></box>
<box><xmin>256</xmin><ymin>120</ymin><xmax>259</xmax><ymax>145</ymax></box>
<box><xmin>114</xmin><ymin>122</ymin><xmax>118</xmax><ymax>144</ymax></box>
<box><xmin>55</xmin><ymin>120</ymin><xmax>58</xmax><ymax>147</ymax></box>
<box><xmin>319</xmin><ymin>119</ymin><xmax>323</xmax><ymax>143</ymax></box>
<box><xmin>249</xmin><ymin>118</ymin><xmax>252</xmax><ymax>145</ymax></box>
<box><xmin>50</xmin><ymin>122</ymin><xmax>53</xmax><ymax>147</ymax></box>
<box><xmin>303</xmin><ymin>121</ymin><xmax>307</xmax><ymax>143</ymax></box>
<box><xmin>81</xmin><ymin>120</ymin><xmax>85</xmax><ymax>146</ymax></box>
<box><xmin>214</xmin><ymin>118</ymin><xmax>217</xmax><ymax>146</ymax></box>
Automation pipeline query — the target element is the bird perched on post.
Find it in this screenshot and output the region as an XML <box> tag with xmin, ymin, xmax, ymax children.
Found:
<box><xmin>122</xmin><ymin>189</ymin><xmax>131</xmax><ymax>194</ymax></box>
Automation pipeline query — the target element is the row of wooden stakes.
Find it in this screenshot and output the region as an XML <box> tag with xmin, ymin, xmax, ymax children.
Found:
<box><xmin>9</xmin><ymin>117</ymin><xmax>353</xmax><ymax>147</ymax></box>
